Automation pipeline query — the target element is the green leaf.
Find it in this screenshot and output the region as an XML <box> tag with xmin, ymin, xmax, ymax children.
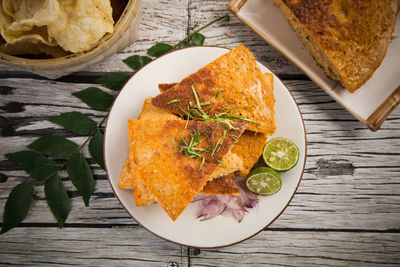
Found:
<box><xmin>177</xmin><ymin>40</ymin><xmax>190</xmax><ymax>48</ymax></box>
<box><xmin>72</xmin><ymin>87</ymin><xmax>114</xmax><ymax>111</ymax></box>
<box><xmin>66</xmin><ymin>153</ymin><xmax>94</xmax><ymax>206</ymax></box>
<box><xmin>28</xmin><ymin>135</ymin><xmax>78</xmax><ymax>159</ymax></box>
<box><xmin>147</xmin><ymin>43</ymin><xmax>172</xmax><ymax>57</ymax></box>
<box><xmin>1</xmin><ymin>183</ymin><xmax>34</xmax><ymax>234</ymax></box>
<box><xmin>191</xmin><ymin>33</ymin><xmax>205</xmax><ymax>46</ymax></box>
<box><xmin>49</xmin><ymin>112</ymin><xmax>96</xmax><ymax>135</ymax></box>
<box><xmin>6</xmin><ymin>150</ymin><xmax>59</xmax><ymax>181</ymax></box>
<box><xmin>95</xmin><ymin>72</ymin><xmax>130</xmax><ymax>91</ymax></box>
<box><xmin>89</xmin><ymin>129</ymin><xmax>105</xmax><ymax>169</ymax></box>
<box><xmin>45</xmin><ymin>173</ymin><xmax>70</xmax><ymax>228</ymax></box>
<box><xmin>123</xmin><ymin>55</ymin><xmax>152</xmax><ymax>70</ymax></box>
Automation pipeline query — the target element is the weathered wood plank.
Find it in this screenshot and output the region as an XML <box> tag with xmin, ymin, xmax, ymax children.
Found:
<box><xmin>190</xmin><ymin>231</ymin><xmax>400</xmax><ymax>266</ymax></box>
<box><xmin>0</xmin><ymin>0</ymin><xmax>399</xmax><ymax>265</ymax></box>
<box><xmin>0</xmin><ymin>227</ymin><xmax>188</xmax><ymax>266</ymax></box>
<box><xmin>0</xmin><ymin>78</ymin><xmax>399</xmax><ymax>230</ymax></box>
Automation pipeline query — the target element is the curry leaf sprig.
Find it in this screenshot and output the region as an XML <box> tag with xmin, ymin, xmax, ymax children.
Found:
<box><xmin>1</xmin><ymin>13</ymin><xmax>231</xmax><ymax>234</ymax></box>
<box><xmin>2</xmin><ymin>78</ymin><xmax>118</xmax><ymax>234</ymax></box>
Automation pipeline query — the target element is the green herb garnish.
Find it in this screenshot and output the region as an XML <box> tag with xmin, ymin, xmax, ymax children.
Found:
<box><xmin>167</xmin><ymin>99</ymin><xmax>180</xmax><ymax>105</ymax></box>
<box><xmin>177</xmin><ymin>85</ymin><xmax>260</xmax><ymax>130</ymax></box>
<box><xmin>174</xmin><ymin>131</ymin><xmax>212</xmax><ymax>170</ymax></box>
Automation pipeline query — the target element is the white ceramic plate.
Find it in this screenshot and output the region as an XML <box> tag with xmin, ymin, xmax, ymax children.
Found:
<box><xmin>104</xmin><ymin>46</ymin><xmax>306</xmax><ymax>248</ymax></box>
<box><xmin>228</xmin><ymin>0</ymin><xmax>400</xmax><ymax>131</ymax></box>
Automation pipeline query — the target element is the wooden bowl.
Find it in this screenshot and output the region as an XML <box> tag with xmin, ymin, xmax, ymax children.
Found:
<box><xmin>0</xmin><ymin>0</ymin><xmax>141</xmax><ymax>79</ymax></box>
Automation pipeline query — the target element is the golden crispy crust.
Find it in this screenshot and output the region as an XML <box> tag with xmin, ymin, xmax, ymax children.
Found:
<box><xmin>139</xmin><ymin>98</ymin><xmax>179</xmax><ymax>120</ymax></box>
<box><xmin>118</xmin><ymin>156</ymin><xmax>134</xmax><ymax>189</ymax></box>
<box><xmin>231</xmin><ymin>130</ymin><xmax>268</xmax><ymax>176</ymax></box>
<box><xmin>158</xmin><ymin>83</ymin><xmax>177</xmax><ymax>92</ymax></box>
<box><xmin>155</xmin><ymin>72</ymin><xmax>273</xmax><ymax>177</ymax></box>
<box><xmin>276</xmin><ymin>0</ymin><xmax>399</xmax><ymax>92</ymax></box>
<box><xmin>119</xmin><ymin>99</ymin><xmax>244</xmax><ymax>205</ymax></box>
<box><xmin>201</xmin><ymin>175</ymin><xmax>239</xmax><ymax>196</ymax></box>
<box><xmin>152</xmin><ymin>45</ymin><xmax>275</xmax><ymax>134</ymax></box>
<box><xmin>128</xmin><ymin>119</ymin><xmax>246</xmax><ymax>220</ymax></box>
<box><xmin>118</xmin><ymin>151</ymin><xmax>240</xmax><ymax>205</ymax></box>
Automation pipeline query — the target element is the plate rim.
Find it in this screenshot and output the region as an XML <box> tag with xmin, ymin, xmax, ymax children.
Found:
<box><xmin>104</xmin><ymin>45</ymin><xmax>307</xmax><ymax>248</ymax></box>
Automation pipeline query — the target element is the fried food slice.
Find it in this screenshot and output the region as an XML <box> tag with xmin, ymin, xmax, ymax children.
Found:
<box><xmin>158</xmin><ymin>83</ymin><xmax>177</xmax><ymax>92</ymax></box>
<box><xmin>200</xmin><ymin>175</ymin><xmax>239</xmax><ymax>196</ymax></box>
<box><xmin>119</xmin><ymin>154</ymin><xmax>240</xmax><ymax>205</ymax></box>
<box><xmin>128</xmin><ymin>119</ymin><xmax>246</xmax><ymax>220</ymax></box>
<box><xmin>118</xmin><ymin>98</ymin><xmax>242</xmax><ymax>205</ymax></box>
<box><xmin>139</xmin><ymin>98</ymin><xmax>178</xmax><ymax>120</ymax></box>
<box><xmin>274</xmin><ymin>0</ymin><xmax>398</xmax><ymax>92</ymax></box>
<box><xmin>152</xmin><ymin>45</ymin><xmax>275</xmax><ymax>135</ymax></box>
<box><xmin>118</xmin><ymin>151</ymin><xmax>241</xmax><ymax>206</ymax></box>
<box><xmin>156</xmin><ymin>72</ymin><xmax>274</xmax><ymax>176</ymax></box>
<box><xmin>231</xmin><ymin>131</ymin><xmax>268</xmax><ymax>176</ymax></box>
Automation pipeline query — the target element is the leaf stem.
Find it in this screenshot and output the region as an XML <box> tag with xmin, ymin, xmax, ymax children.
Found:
<box><xmin>76</xmin><ymin>116</ymin><xmax>107</xmax><ymax>156</ymax></box>
<box><xmin>33</xmin><ymin>114</ymin><xmax>108</xmax><ymax>184</ymax></box>
<box><xmin>172</xmin><ymin>13</ymin><xmax>230</xmax><ymax>49</ymax></box>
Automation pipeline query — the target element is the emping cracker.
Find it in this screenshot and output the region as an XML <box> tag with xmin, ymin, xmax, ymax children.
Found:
<box><xmin>47</xmin><ymin>0</ymin><xmax>114</xmax><ymax>53</ymax></box>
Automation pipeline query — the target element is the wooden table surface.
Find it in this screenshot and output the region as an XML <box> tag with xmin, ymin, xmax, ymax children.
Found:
<box><xmin>1</xmin><ymin>1</ymin><xmax>399</xmax><ymax>266</ymax></box>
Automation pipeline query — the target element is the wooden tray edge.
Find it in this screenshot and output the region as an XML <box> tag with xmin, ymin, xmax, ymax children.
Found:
<box><xmin>366</xmin><ymin>84</ymin><xmax>400</xmax><ymax>131</ymax></box>
<box><xmin>227</xmin><ymin>0</ymin><xmax>248</xmax><ymax>14</ymax></box>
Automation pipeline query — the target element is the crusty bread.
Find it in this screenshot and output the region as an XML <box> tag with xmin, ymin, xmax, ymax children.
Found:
<box><xmin>274</xmin><ymin>0</ymin><xmax>399</xmax><ymax>92</ymax></box>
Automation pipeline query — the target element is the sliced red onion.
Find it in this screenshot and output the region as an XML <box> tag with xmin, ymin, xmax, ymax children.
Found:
<box><xmin>234</xmin><ymin>176</ymin><xmax>259</xmax><ymax>208</ymax></box>
<box><xmin>193</xmin><ymin>175</ymin><xmax>258</xmax><ymax>222</ymax></box>
<box><xmin>197</xmin><ymin>197</ymin><xmax>226</xmax><ymax>221</ymax></box>
<box><xmin>231</xmin><ymin>209</ymin><xmax>246</xmax><ymax>222</ymax></box>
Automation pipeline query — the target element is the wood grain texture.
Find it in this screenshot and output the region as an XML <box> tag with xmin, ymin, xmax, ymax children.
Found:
<box><xmin>191</xmin><ymin>231</ymin><xmax>400</xmax><ymax>266</ymax></box>
<box><xmin>0</xmin><ymin>79</ymin><xmax>399</xmax><ymax>230</ymax></box>
<box><xmin>0</xmin><ymin>0</ymin><xmax>399</xmax><ymax>265</ymax></box>
<box><xmin>0</xmin><ymin>227</ymin><xmax>188</xmax><ymax>266</ymax></box>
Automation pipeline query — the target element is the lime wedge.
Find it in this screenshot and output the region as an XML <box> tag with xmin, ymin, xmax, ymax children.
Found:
<box><xmin>249</xmin><ymin>167</ymin><xmax>280</xmax><ymax>178</ymax></box>
<box><xmin>263</xmin><ymin>137</ymin><xmax>299</xmax><ymax>171</ymax></box>
<box><xmin>246</xmin><ymin>173</ymin><xmax>282</xmax><ymax>195</ymax></box>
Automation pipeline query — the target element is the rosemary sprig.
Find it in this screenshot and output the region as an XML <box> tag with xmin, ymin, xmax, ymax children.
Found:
<box><xmin>167</xmin><ymin>99</ymin><xmax>180</xmax><ymax>104</ymax></box>
<box><xmin>215</xmin><ymin>88</ymin><xmax>224</xmax><ymax>99</ymax></box>
<box><xmin>177</xmin><ymin>85</ymin><xmax>260</xmax><ymax>130</ymax></box>
<box><xmin>222</xmin><ymin>105</ymin><xmax>254</xmax><ymax>110</ymax></box>
<box><xmin>174</xmin><ymin>131</ymin><xmax>212</xmax><ymax>170</ymax></box>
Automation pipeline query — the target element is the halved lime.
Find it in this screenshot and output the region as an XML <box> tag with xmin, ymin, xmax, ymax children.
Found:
<box><xmin>246</xmin><ymin>172</ymin><xmax>282</xmax><ymax>195</ymax></box>
<box><xmin>263</xmin><ymin>137</ymin><xmax>299</xmax><ymax>171</ymax></box>
<box><xmin>248</xmin><ymin>167</ymin><xmax>280</xmax><ymax>179</ymax></box>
